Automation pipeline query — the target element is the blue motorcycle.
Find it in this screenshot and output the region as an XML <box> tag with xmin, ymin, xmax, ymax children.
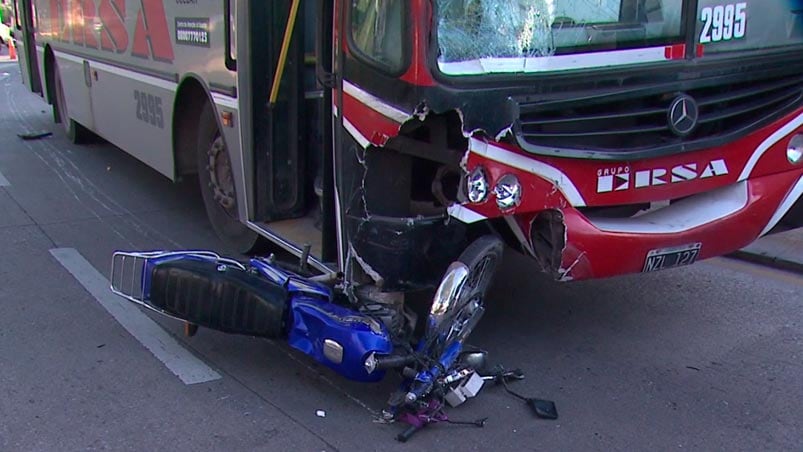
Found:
<box><xmin>110</xmin><ymin>236</ymin><xmax>510</xmax><ymax>439</ymax></box>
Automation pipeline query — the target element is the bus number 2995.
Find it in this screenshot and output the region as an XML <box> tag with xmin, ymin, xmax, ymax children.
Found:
<box><xmin>134</xmin><ymin>90</ymin><xmax>165</xmax><ymax>129</ymax></box>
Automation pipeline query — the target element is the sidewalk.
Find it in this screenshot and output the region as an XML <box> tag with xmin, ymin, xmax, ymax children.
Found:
<box><xmin>732</xmin><ymin>227</ymin><xmax>803</xmax><ymax>274</ymax></box>
<box><xmin>0</xmin><ymin>31</ymin><xmax>15</xmax><ymax>62</ymax></box>
<box><xmin>0</xmin><ymin>46</ymin><xmax>13</xmax><ymax>62</ymax></box>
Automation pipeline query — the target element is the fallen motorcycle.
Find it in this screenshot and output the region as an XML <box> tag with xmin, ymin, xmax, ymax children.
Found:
<box><xmin>110</xmin><ymin>235</ymin><xmax>555</xmax><ymax>440</ymax></box>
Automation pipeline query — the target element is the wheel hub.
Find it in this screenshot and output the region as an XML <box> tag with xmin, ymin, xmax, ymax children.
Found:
<box><xmin>206</xmin><ymin>136</ymin><xmax>236</xmax><ymax>214</ymax></box>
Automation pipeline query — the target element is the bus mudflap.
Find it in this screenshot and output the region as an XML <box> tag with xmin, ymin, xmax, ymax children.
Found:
<box><xmin>111</xmin><ymin>251</ymin><xmax>287</xmax><ymax>338</ymax></box>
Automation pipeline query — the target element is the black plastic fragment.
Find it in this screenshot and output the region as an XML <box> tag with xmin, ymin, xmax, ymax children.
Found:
<box><xmin>527</xmin><ymin>398</ymin><xmax>559</xmax><ymax>420</ymax></box>
<box><xmin>492</xmin><ymin>367</ymin><xmax>559</xmax><ymax>421</ymax></box>
<box><xmin>17</xmin><ymin>131</ymin><xmax>53</xmax><ymax>140</ymax></box>
<box><xmin>396</xmin><ymin>424</ymin><xmax>422</xmax><ymax>442</ymax></box>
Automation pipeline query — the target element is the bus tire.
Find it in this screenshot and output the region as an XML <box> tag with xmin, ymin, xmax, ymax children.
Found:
<box><xmin>196</xmin><ymin>103</ymin><xmax>260</xmax><ymax>254</ymax></box>
<box><xmin>52</xmin><ymin>59</ymin><xmax>92</xmax><ymax>144</ymax></box>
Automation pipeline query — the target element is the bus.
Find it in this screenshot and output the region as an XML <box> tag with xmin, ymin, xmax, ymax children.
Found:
<box><xmin>12</xmin><ymin>0</ymin><xmax>803</xmax><ymax>292</ymax></box>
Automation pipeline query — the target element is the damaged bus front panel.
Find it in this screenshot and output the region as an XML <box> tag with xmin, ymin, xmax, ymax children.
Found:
<box><xmin>337</xmin><ymin>0</ymin><xmax>803</xmax><ymax>285</ymax></box>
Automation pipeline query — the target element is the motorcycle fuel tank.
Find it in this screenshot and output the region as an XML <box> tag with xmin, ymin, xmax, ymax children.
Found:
<box><xmin>288</xmin><ymin>296</ymin><xmax>393</xmax><ymax>382</ymax></box>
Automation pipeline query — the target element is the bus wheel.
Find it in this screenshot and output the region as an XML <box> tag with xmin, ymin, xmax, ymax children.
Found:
<box><xmin>196</xmin><ymin>103</ymin><xmax>260</xmax><ymax>253</ymax></box>
<box><xmin>52</xmin><ymin>59</ymin><xmax>91</xmax><ymax>144</ymax></box>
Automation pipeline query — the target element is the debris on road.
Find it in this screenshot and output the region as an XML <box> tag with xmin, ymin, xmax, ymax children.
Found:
<box><xmin>17</xmin><ymin>131</ymin><xmax>53</xmax><ymax>140</ymax></box>
<box><xmin>315</xmin><ymin>410</ymin><xmax>326</xmax><ymax>418</ymax></box>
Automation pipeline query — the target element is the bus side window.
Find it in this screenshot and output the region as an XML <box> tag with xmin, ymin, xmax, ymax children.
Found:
<box><xmin>349</xmin><ymin>0</ymin><xmax>405</xmax><ymax>73</ymax></box>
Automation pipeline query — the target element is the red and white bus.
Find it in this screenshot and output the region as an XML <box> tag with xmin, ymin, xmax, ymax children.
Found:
<box><xmin>12</xmin><ymin>0</ymin><xmax>803</xmax><ymax>292</ymax></box>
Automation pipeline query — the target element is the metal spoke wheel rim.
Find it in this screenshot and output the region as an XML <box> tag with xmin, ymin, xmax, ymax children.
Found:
<box><xmin>446</xmin><ymin>254</ymin><xmax>496</xmax><ymax>342</ymax></box>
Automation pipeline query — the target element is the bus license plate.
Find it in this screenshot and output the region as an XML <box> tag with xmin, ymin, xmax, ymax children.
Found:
<box><xmin>643</xmin><ymin>243</ymin><xmax>702</xmax><ymax>273</ymax></box>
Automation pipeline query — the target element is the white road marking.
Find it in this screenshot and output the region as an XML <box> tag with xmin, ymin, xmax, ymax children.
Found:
<box><xmin>0</xmin><ymin>169</ymin><xmax>9</xmax><ymax>186</ymax></box>
<box><xmin>49</xmin><ymin>248</ymin><xmax>222</xmax><ymax>385</ymax></box>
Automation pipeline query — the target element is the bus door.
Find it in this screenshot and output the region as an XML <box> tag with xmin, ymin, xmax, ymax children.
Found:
<box><xmin>239</xmin><ymin>0</ymin><xmax>338</xmax><ymax>262</ymax></box>
<box><xmin>12</xmin><ymin>0</ymin><xmax>42</xmax><ymax>94</ymax></box>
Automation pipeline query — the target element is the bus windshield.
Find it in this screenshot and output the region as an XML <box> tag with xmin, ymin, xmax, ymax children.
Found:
<box><xmin>436</xmin><ymin>1</ymin><xmax>803</xmax><ymax>76</ymax></box>
<box><xmin>436</xmin><ymin>0</ymin><xmax>685</xmax><ymax>71</ymax></box>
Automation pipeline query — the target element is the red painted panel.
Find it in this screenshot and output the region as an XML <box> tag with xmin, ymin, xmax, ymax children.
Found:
<box><xmin>99</xmin><ymin>0</ymin><xmax>127</xmax><ymax>53</ymax></box>
<box><xmin>460</xmin><ymin>144</ymin><xmax>803</xmax><ymax>281</ymax></box>
<box><xmin>556</xmin><ymin>170</ymin><xmax>802</xmax><ymax>280</ymax></box>
<box><xmin>341</xmin><ymin>92</ymin><xmax>404</xmax><ymax>146</ymax></box>
<box><xmin>399</xmin><ymin>0</ymin><xmax>436</xmax><ymax>87</ymax></box>
<box><xmin>131</xmin><ymin>0</ymin><xmax>174</xmax><ymax>63</ymax></box>
<box><xmin>486</xmin><ymin>108</ymin><xmax>803</xmax><ymax>207</ymax></box>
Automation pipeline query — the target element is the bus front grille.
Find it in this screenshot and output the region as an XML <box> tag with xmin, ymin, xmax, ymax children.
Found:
<box><xmin>514</xmin><ymin>73</ymin><xmax>803</xmax><ymax>157</ymax></box>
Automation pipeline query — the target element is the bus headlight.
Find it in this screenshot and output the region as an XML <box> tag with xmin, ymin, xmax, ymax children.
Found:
<box><xmin>494</xmin><ymin>174</ymin><xmax>522</xmax><ymax>211</ymax></box>
<box><xmin>788</xmin><ymin>134</ymin><xmax>803</xmax><ymax>165</ymax></box>
<box><xmin>467</xmin><ymin>166</ymin><xmax>489</xmax><ymax>203</ymax></box>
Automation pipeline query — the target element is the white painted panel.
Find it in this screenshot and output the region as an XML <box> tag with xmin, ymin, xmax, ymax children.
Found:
<box><xmin>588</xmin><ymin>182</ymin><xmax>749</xmax><ymax>234</ymax></box>
<box><xmin>53</xmin><ymin>51</ymin><xmax>94</xmax><ymax>130</ymax></box>
<box><xmin>89</xmin><ymin>63</ymin><xmax>175</xmax><ymax>179</ymax></box>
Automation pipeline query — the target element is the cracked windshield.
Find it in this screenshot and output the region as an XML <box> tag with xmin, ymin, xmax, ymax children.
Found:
<box><xmin>436</xmin><ymin>0</ymin><xmax>684</xmax><ymax>72</ymax></box>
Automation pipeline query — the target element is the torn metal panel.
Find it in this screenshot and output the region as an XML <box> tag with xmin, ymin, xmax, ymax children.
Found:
<box><xmin>528</xmin><ymin>210</ymin><xmax>567</xmax><ymax>278</ymax></box>
<box><xmin>559</xmin><ymin>250</ymin><xmax>588</xmax><ymax>282</ymax></box>
<box><xmin>345</xmin><ymin>213</ymin><xmax>467</xmax><ymax>291</ymax></box>
<box><xmin>349</xmin><ymin>244</ymin><xmax>385</xmax><ymax>285</ymax></box>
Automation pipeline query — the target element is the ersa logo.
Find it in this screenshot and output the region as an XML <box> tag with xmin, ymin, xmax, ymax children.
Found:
<box><xmin>48</xmin><ymin>0</ymin><xmax>174</xmax><ymax>63</ymax></box>
<box><xmin>597</xmin><ymin>159</ymin><xmax>729</xmax><ymax>193</ymax></box>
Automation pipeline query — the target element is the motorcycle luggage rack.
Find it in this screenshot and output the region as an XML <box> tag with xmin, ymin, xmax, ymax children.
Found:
<box><xmin>110</xmin><ymin>250</ymin><xmax>246</xmax><ymax>305</ymax></box>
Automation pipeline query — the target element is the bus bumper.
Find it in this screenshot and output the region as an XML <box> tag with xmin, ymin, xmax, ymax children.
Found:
<box><xmin>452</xmin><ymin>138</ymin><xmax>803</xmax><ymax>281</ymax></box>
<box><xmin>552</xmin><ymin>170</ymin><xmax>803</xmax><ymax>280</ymax></box>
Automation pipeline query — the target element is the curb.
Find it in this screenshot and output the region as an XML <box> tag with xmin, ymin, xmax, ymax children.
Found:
<box><xmin>729</xmin><ymin>249</ymin><xmax>803</xmax><ymax>274</ymax></box>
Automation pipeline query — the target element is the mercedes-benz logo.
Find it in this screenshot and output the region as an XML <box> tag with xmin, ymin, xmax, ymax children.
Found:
<box><xmin>667</xmin><ymin>94</ymin><xmax>699</xmax><ymax>137</ymax></box>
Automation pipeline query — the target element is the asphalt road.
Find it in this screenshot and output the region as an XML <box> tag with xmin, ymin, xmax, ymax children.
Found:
<box><xmin>1</xmin><ymin>62</ymin><xmax>802</xmax><ymax>451</ymax></box>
